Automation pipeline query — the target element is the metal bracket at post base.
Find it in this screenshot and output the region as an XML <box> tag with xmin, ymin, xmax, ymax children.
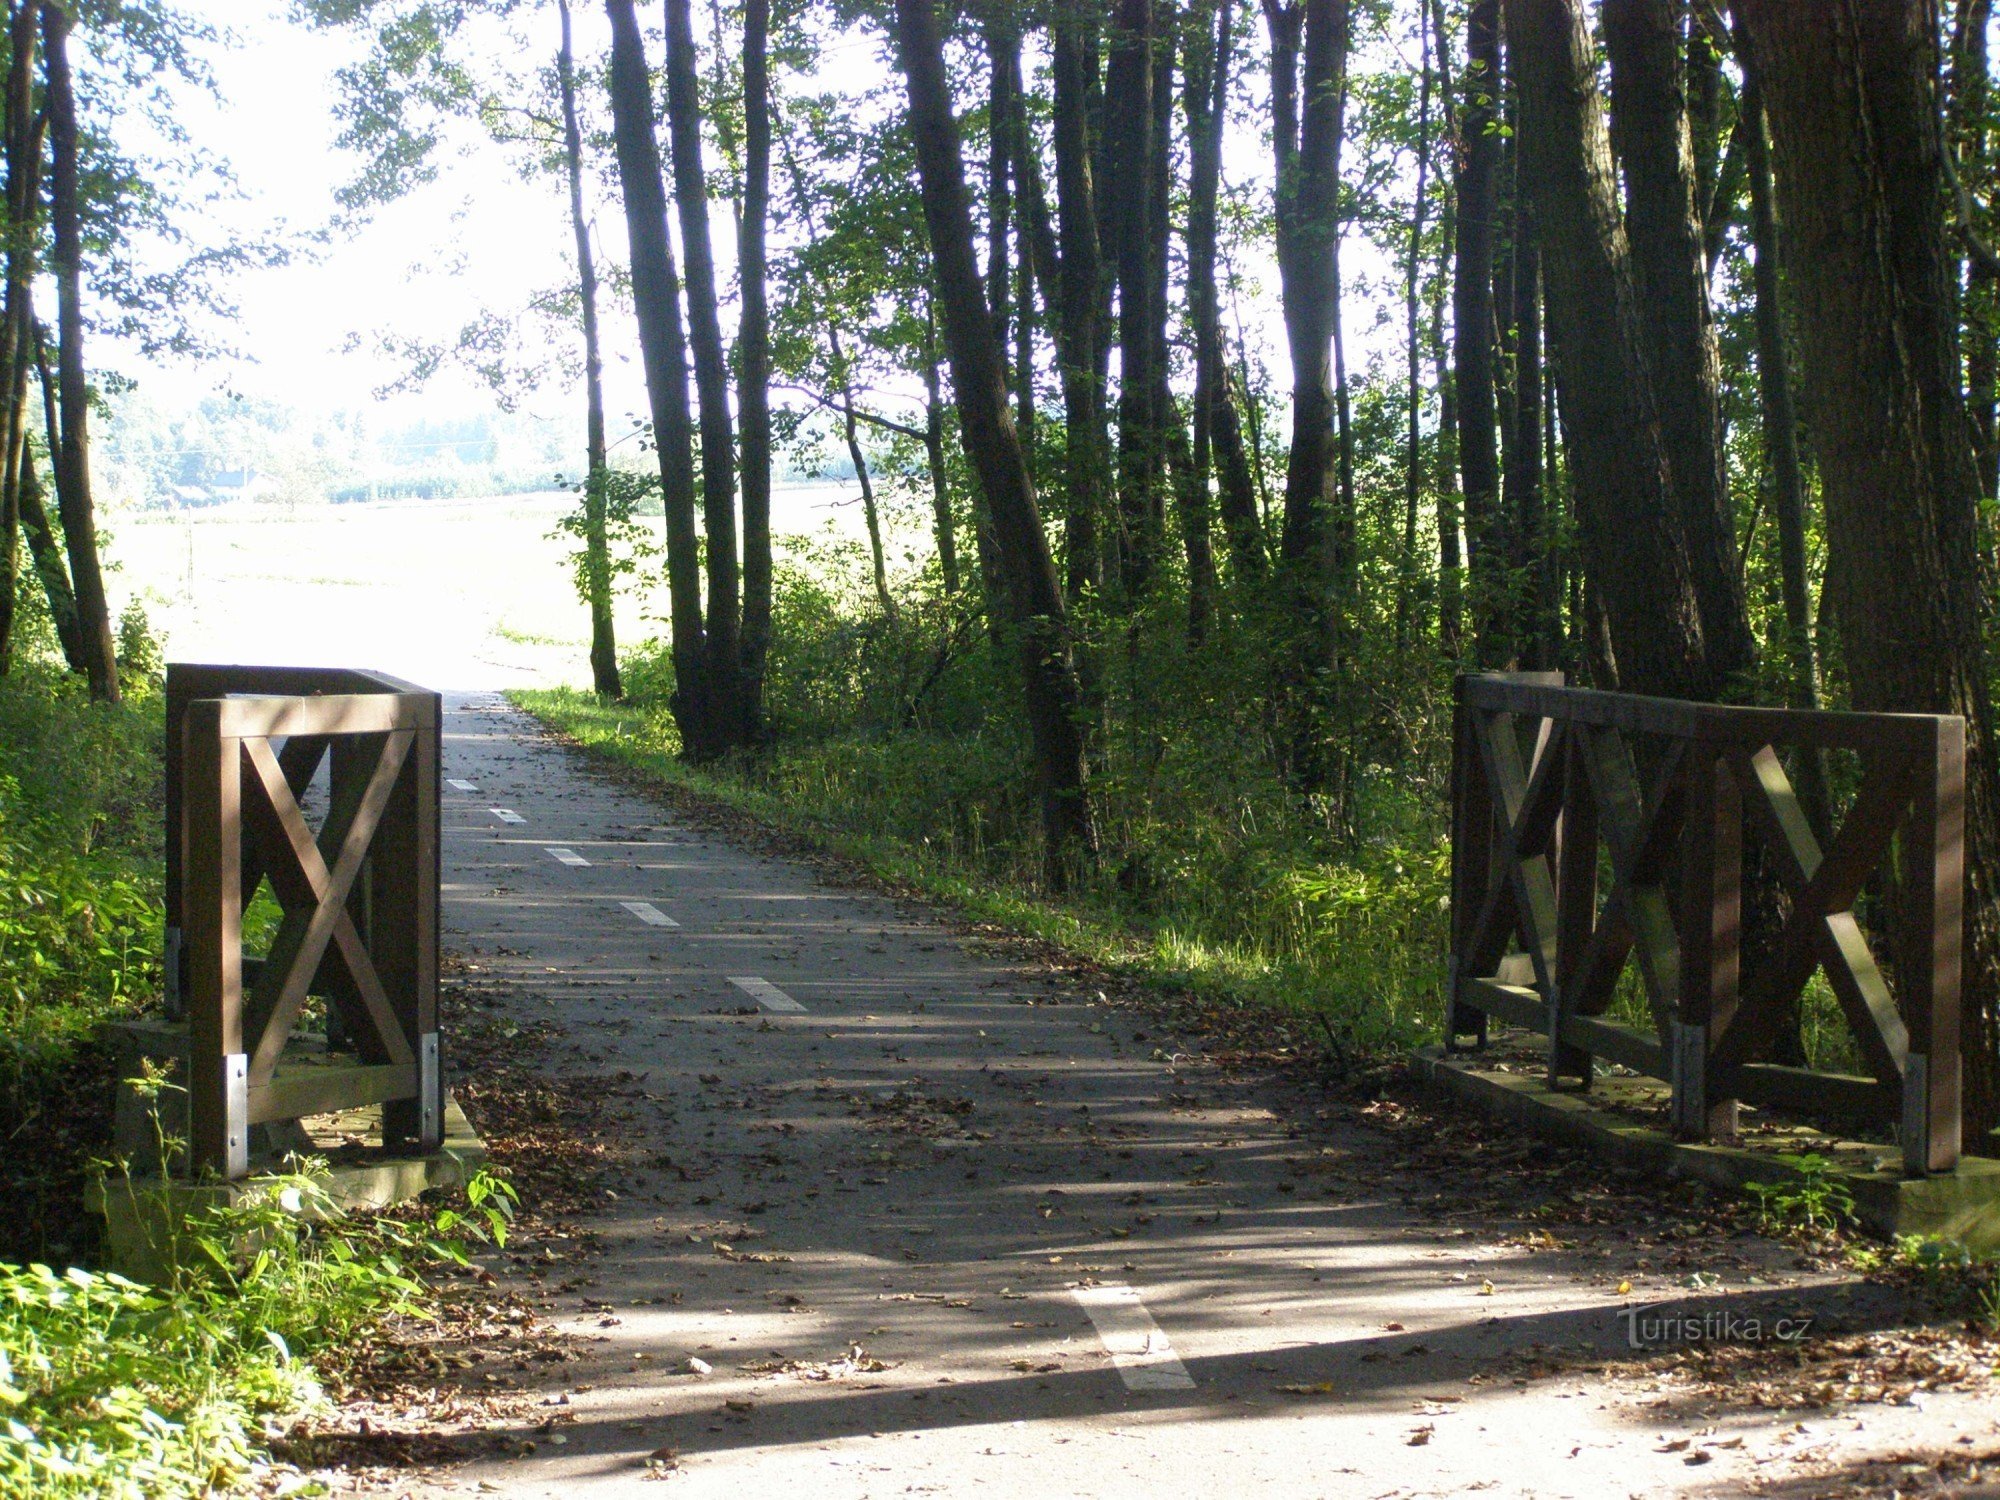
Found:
<box><xmin>384</xmin><ymin>1032</ymin><xmax>442</xmax><ymax>1155</ymax></box>
<box><xmin>1900</xmin><ymin>1053</ymin><xmax>1957</xmax><ymax>1179</ymax></box>
<box><xmin>192</xmin><ymin>1051</ymin><xmax>250</xmax><ymax>1180</ymax></box>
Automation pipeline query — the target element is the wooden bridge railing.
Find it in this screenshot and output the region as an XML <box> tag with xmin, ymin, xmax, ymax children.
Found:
<box><xmin>1449</xmin><ymin>672</ymin><xmax>1963</xmax><ymax>1176</ymax></box>
<box><xmin>164</xmin><ymin>664</ymin><xmax>441</xmax><ymax>1179</ymax></box>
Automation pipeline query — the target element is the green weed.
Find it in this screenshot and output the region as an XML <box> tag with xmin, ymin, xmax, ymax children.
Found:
<box><xmin>1745</xmin><ymin>1154</ymin><xmax>1858</xmax><ymax>1237</ymax></box>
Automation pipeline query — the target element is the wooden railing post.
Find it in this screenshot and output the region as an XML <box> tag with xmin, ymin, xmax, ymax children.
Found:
<box><xmin>1552</xmin><ymin>728</ymin><xmax>1596</xmax><ymax>1087</ymax></box>
<box><xmin>1673</xmin><ymin>750</ymin><xmax>1740</xmax><ymax>1141</ymax></box>
<box><xmin>184</xmin><ymin>699</ymin><xmax>248</xmax><ymax>1178</ymax></box>
<box><xmin>1448</xmin><ymin>674</ymin><xmax>1490</xmax><ymax>1049</ymax></box>
<box><xmin>1902</xmin><ymin>717</ymin><xmax>1964</xmax><ymax>1175</ymax></box>
<box><xmin>376</xmin><ymin>692</ymin><xmax>442</xmax><ymax>1153</ymax></box>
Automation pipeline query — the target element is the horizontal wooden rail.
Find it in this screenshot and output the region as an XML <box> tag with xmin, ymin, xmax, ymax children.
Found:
<box><xmin>166</xmin><ymin>663</ymin><xmax>441</xmax><ymax>1180</ymax></box>
<box><xmin>1449</xmin><ymin>672</ymin><xmax>1963</xmax><ymax>1176</ymax></box>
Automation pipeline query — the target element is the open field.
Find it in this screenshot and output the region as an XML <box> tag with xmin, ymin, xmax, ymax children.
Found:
<box><xmin>108</xmin><ymin>483</ymin><xmax>892</xmax><ymax>690</ymax></box>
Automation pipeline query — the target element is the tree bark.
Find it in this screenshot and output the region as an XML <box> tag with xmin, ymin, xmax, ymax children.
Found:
<box><xmin>739</xmin><ymin>0</ymin><xmax>773</xmax><ymax>733</ymax></box>
<box><xmin>1454</xmin><ymin>0</ymin><xmax>1503</xmax><ymax>665</ymax></box>
<box><xmin>828</xmin><ymin>322</ymin><xmax>896</xmax><ymax>619</ymax></box>
<box><xmin>663</xmin><ymin>0</ymin><xmax>743</xmax><ymax>746</ymax></box>
<box><xmin>894</xmin><ymin>0</ymin><xmax>1096</xmax><ymax>889</ymax></box>
<box><xmin>921</xmin><ymin>303</ymin><xmax>961</xmax><ymax>594</ymax></box>
<box><xmin>41</xmin><ymin>2</ymin><xmax>116</xmax><ymax>701</ymax></box>
<box><xmin>1052</xmin><ymin>0</ymin><xmax>1107</xmax><ymax>611</ymax></box>
<box><xmin>1186</xmin><ymin>0</ymin><xmax>1264</xmax><ymax>587</ymax></box>
<box><xmin>1734</xmin><ymin>26</ymin><xmax>1830</xmax><ymax>836</ymax></box>
<box><xmin>1504</xmin><ymin>0</ymin><xmax>1710</xmax><ymax>701</ymax></box>
<box><xmin>1430</xmin><ymin>0</ymin><xmax>1462</xmax><ymax>655</ymax></box>
<box><xmin>1397</xmin><ymin>0</ymin><xmax>1432</xmax><ymax>653</ymax></box>
<box><xmin>557</xmin><ymin>0</ymin><xmax>619</xmax><ymax>700</ymax></box>
<box><xmin>1739</xmin><ymin>0</ymin><xmax>2000</xmax><ymax>1136</ymax></box>
<box><xmin>1602</xmin><ymin>0</ymin><xmax>1756</xmax><ymax>690</ymax></box>
<box><xmin>602</xmin><ymin>0</ymin><xmax>711</xmax><ymax>754</ymax></box>
<box><xmin>0</xmin><ymin>0</ymin><xmax>32</xmax><ymax>675</ymax></box>
<box><xmin>1108</xmin><ymin>0</ymin><xmax>1160</xmax><ymax>600</ymax></box>
<box><xmin>1951</xmin><ymin>0</ymin><xmax>1997</xmax><ymax>499</ymax></box>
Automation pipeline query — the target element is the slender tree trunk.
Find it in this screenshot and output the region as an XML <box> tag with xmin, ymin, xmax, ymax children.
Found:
<box><xmin>1952</xmin><ymin>0</ymin><xmax>1997</xmax><ymax>499</ymax></box>
<box><xmin>921</xmin><ymin>304</ymin><xmax>962</xmax><ymax>594</ymax></box>
<box><xmin>1187</xmin><ymin>0</ymin><xmax>1261</xmax><ymax>588</ymax></box>
<box><xmin>1505</xmin><ymin>0</ymin><xmax>1709</xmax><ymax>700</ymax></box>
<box><xmin>1396</xmin><ymin>3</ymin><xmax>1432</xmax><ymax>652</ymax></box>
<box><xmin>664</xmin><ymin>0</ymin><xmax>743</xmax><ymax>746</ymax></box>
<box><xmin>1454</xmin><ymin>0</ymin><xmax>1503</xmax><ymax>665</ymax></box>
<box><xmin>739</xmin><ymin>0</ymin><xmax>773</xmax><ymax>733</ymax></box>
<box><xmin>828</xmin><ymin>326</ymin><xmax>896</xmax><ymax>619</ymax></box>
<box><xmin>1108</xmin><ymin>0</ymin><xmax>1160</xmax><ymax>601</ymax></box>
<box><xmin>1267</xmin><ymin>0</ymin><xmax>1349</xmax><ymax>792</ymax></box>
<box><xmin>1053</xmin><ymin>0</ymin><xmax>1107</xmax><ymax>612</ymax></box>
<box><xmin>17</xmin><ymin>387</ymin><xmax>80</xmax><ymax>671</ymax></box>
<box><xmin>895</xmin><ymin>0</ymin><xmax>1097</xmax><ymax>889</ymax></box>
<box><xmin>1503</xmin><ymin>185</ymin><xmax>1545</xmax><ymax>666</ymax></box>
<box><xmin>1602</xmin><ymin>0</ymin><xmax>1756</xmax><ymax>690</ymax></box>
<box><xmin>1430</xmin><ymin>0</ymin><xmax>1462</xmax><ymax>655</ymax></box>
<box><xmin>1740</xmin><ymin>0</ymin><xmax>2000</xmax><ymax>1137</ymax></box>
<box><xmin>1735</xmin><ymin>29</ymin><xmax>1830</xmax><ymax>834</ymax></box>
<box><xmin>41</xmin><ymin>3</ymin><xmax>115</xmax><ymax>701</ymax></box>
<box><xmin>0</xmin><ymin>0</ymin><xmax>33</xmax><ymax>675</ymax></box>
<box><xmin>557</xmin><ymin>0</ymin><xmax>619</xmax><ymax>700</ymax></box>
<box><xmin>603</xmin><ymin>0</ymin><xmax>711</xmax><ymax>754</ymax></box>
<box><xmin>1149</xmin><ymin>17</ymin><xmax>1215</xmax><ymax>643</ymax></box>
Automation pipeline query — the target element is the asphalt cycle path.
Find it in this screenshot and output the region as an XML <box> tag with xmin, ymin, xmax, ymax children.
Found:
<box><xmin>422</xmin><ymin>694</ymin><xmax>1993</xmax><ymax>1500</ymax></box>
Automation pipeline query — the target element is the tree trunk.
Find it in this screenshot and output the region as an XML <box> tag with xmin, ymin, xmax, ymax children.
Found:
<box><xmin>1739</xmin><ymin>0</ymin><xmax>2000</xmax><ymax>1138</ymax></box>
<box><xmin>1602</xmin><ymin>0</ymin><xmax>1756</xmax><ymax>690</ymax></box>
<box><xmin>17</xmin><ymin>406</ymin><xmax>80</xmax><ymax>671</ymax></box>
<box><xmin>663</xmin><ymin>0</ymin><xmax>743</xmax><ymax>747</ymax></box>
<box><xmin>602</xmin><ymin>0</ymin><xmax>711</xmax><ymax>755</ymax></box>
<box><xmin>1504</xmin><ymin>0</ymin><xmax>1710</xmax><ymax>701</ymax></box>
<box><xmin>1150</xmin><ymin>17</ymin><xmax>1214</xmax><ymax>643</ymax></box>
<box><xmin>1108</xmin><ymin>0</ymin><xmax>1160</xmax><ymax>601</ymax></box>
<box><xmin>1397</xmin><ymin>1</ymin><xmax>1432</xmax><ymax>652</ymax></box>
<box><xmin>894</xmin><ymin>0</ymin><xmax>1097</xmax><ymax>889</ymax></box>
<box><xmin>739</xmin><ymin>0</ymin><xmax>773</xmax><ymax>733</ymax></box>
<box><xmin>1052</xmin><ymin>0</ymin><xmax>1107</xmax><ymax>611</ymax></box>
<box><xmin>1267</xmin><ymin>0</ymin><xmax>1349</xmax><ymax>790</ymax></box>
<box><xmin>0</xmin><ymin>0</ymin><xmax>33</xmax><ymax>675</ymax></box>
<box><xmin>1430</xmin><ymin>0</ymin><xmax>1462</xmax><ymax>655</ymax></box>
<box><xmin>41</xmin><ymin>3</ymin><xmax>116</xmax><ymax>701</ymax></box>
<box><xmin>1186</xmin><ymin>0</ymin><xmax>1264</xmax><ymax>587</ymax></box>
<box><xmin>1736</xmin><ymin>30</ymin><xmax>1831</xmax><ymax>839</ymax></box>
<box><xmin>1454</xmin><ymin>0</ymin><xmax>1503</xmax><ymax>665</ymax></box>
<box><xmin>828</xmin><ymin>326</ymin><xmax>896</xmax><ymax>619</ymax></box>
<box><xmin>1951</xmin><ymin>0</ymin><xmax>1997</xmax><ymax>499</ymax></box>
<box><xmin>1503</xmin><ymin>179</ymin><xmax>1546</xmax><ymax>666</ymax></box>
<box><xmin>557</xmin><ymin>0</ymin><xmax>619</xmax><ymax>700</ymax></box>
<box><xmin>921</xmin><ymin>304</ymin><xmax>961</xmax><ymax>594</ymax></box>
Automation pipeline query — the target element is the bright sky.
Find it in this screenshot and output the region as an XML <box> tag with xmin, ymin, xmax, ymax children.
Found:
<box><xmin>105</xmin><ymin>2</ymin><xmax>1414</xmax><ymax>451</ymax></box>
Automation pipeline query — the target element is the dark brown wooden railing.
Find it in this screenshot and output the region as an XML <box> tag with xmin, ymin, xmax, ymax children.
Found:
<box><xmin>1449</xmin><ymin>672</ymin><xmax>1963</xmax><ymax>1176</ymax></box>
<box><xmin>165</xmin><ymin>664</ymin><xmax>441</xmax><ymax>1179</ymax></box>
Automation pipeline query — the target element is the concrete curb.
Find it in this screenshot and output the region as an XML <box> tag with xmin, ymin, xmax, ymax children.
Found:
<box><xmin>1412</xmin><ymin>1046</ymin><xmax>2000</xmax><ymax>1252</ymax></box>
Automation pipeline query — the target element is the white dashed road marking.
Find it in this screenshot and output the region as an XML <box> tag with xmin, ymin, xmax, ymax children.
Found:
<box><xmin>447</xmin><ymin>778</ymin><xmax>479</xmax><ymax>792</ymax></box>
<box><xmin>491</xmin><ymin>808</ymin><xmax>527</xmax><ymax>825</ymax></box>
<box><xmin>620</xmin><ymin>900</ymin><xmax>679</xmax><ymax>928</ymax></box>
<box><xmin>545</xmin><ymin>846</ymin><xmax>591</xmax><ymax>867</ymax></box>
<box><xmin>728</xmin><ymin>976</ymin><xmax>806</xmax><ymax>1013</ymax></box>
<box><xmin>1072</xmin><ymin>1284</ymin><xmax>1196</xmax><ymax>1391</ymax></box>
